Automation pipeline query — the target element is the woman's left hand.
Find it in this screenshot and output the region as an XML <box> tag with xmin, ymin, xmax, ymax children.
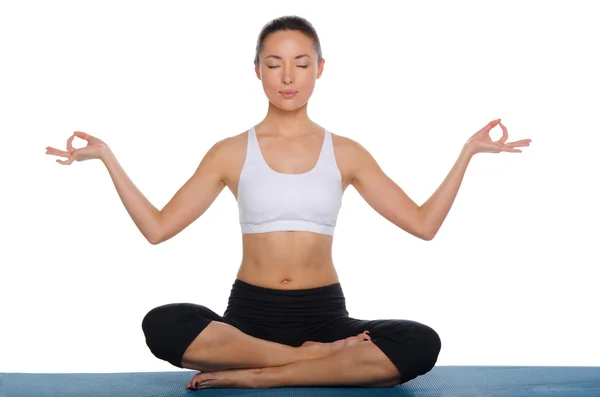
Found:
<box><xmin>464</xmin><ymin>119</ymin><xmax>532</xmax><ymax>156</ymax></box>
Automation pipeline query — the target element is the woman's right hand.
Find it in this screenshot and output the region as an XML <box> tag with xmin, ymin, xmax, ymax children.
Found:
<box><xmin>46</xmin><ymin>131</ymin><xmax>110</xmax><ymax>164</ymax></box>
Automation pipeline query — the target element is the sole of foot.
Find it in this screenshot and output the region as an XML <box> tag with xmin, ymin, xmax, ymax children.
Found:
<box><xmin>301</xmin><ymin>331</ymin><xmax>371</xmax><ymax>360</ymax></box>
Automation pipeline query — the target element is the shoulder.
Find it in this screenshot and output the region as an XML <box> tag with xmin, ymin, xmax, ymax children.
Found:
<box><xmin>330</xmin><ymin>131</ymin><xmax>368</xmax><ymax>154</ymax></box>
<box><xmin>199</xmin><ymin>130</ymin><xmax>249</xmax><ymax>183</ymax></box>
<box><xmin>204</xmin><ymin>129</ymin><xmax>248</xmax><ymax>159</ymax></box>
<box><xmin>329</xmin><ymin>131</ymin><xmax>376</xmax><ymax>184</ymax></box>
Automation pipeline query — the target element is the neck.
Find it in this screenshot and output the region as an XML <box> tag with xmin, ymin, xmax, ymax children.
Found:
<box><xmin>258</xmin><ymin>101</ymin><xmax>314</xmax><ymax>138</ymax></box>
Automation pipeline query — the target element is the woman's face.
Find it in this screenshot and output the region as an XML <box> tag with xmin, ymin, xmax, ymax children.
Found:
<box><xmin>255</xmin><ymin>30</ymin><xmax>324</xmax><ymax>110</ymax></box>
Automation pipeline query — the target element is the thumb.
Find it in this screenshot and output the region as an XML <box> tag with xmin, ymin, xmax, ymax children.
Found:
<box><xmin>74</xmin><ymin>131</ymin><xmax>94</xmax><ymax>141</ymax></box>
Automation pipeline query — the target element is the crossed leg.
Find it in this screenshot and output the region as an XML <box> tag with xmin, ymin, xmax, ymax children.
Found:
<box><xmin>185</xmin><ymin>317</ymin><xmax>441</xmax><ymax>389</ymax></box>
<box><xmin>143</xmin><ymin>303</ymin><xmax>441</xmax><ymax>390</ymax></box>
<box><xmin>187</xmin><ymin>337</ymin><xmax>400</xmax><ymax>389</ymax></box>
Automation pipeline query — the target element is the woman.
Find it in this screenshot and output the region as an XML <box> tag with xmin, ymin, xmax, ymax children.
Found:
<box><xmin>46</xmin><ymin>15</ymin><xmax>531</xmax><ymax>390</ymax></box>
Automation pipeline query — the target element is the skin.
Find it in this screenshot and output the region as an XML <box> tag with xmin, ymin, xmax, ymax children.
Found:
<box><xmin>46</xmin><ymin>28</ymin><xmax>531</xmax><ymax>390</ymax></box>
<box><xmin>180</xmin><ymin>33</ymin><xmax>530</xmax><ymax>390</ymax></box>
<box><xmin>236</xmin><ymin>29</ymin><xmax>339</xmax><ymax>290</ymax></box>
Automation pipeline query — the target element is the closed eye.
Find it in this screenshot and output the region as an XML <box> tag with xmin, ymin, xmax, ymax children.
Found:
<box><xmin>267</xmin><ymin>66</ymin><xmax>309</xmax><ymax>69</ymax></box>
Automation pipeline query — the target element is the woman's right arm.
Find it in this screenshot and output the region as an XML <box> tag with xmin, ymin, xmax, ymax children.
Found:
<box><xmin>100</xmin><ymin>138</ymin><xmax>228</xmax><ymax>244</ymax></box>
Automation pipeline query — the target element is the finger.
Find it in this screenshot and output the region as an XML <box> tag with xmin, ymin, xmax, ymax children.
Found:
<box><xmin>57</xmin><ymin>157</ymin><xmax>75</xmax><ymax>165</ymax></box>
<box><xmin>494</xmin><ymin>122</ymin><xmax>509</xmax><ymax>145</ymax></box>
<box><xmin>502</xmin><ymin>146</ymin><xmax>522</xmax><ymax>153</ymax></box>
<box><xmin>485</xmin><ymin>118</ymin><xmax>501</xmax><ymax>131</ymax></box>
<box><xmin>67</xmin><ymin>134</ymin><xmax>75</xmax><ymax>152</ymax></box>
<box><xmin>46</xmin><ymin>147</ymin><xmax>71</xmax><ymax>158</ymax></box>
<box><xmin>504</xmin><ymin>140</ymin><xmax>531</xmax><ymax>147</ymax></box>
<box><xmin>475</xmin><ymin>118</ymin><xmax>501</xmax><ymax>138</ymax></box>
<box><xmin>74</xmin><ymin>131</ymin><xmax>91</xmax><ymax>141</ymax></box>
<box><xmin>504</xmin><ymin>139</ymin><xmax>529</xmax><ymax>145</ymax></box>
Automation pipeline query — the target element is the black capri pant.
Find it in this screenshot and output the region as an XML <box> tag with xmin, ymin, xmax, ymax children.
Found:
<box><xmin>142</xmin><ymin>278</ymin><xmax>441</xmax><ymax>385</ymax></box>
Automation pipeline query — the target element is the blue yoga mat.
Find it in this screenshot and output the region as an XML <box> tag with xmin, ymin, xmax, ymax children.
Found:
<box><xmin>2</xmin><ymin>366</ymin><xmax>600</xmax><ymax>396</ymax></box>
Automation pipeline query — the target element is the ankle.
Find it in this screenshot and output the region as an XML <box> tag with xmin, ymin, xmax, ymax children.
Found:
<box><xmin>295</xmin><ymin>345</ymin><xmax>315</xmax><ymax>362</ymax></box>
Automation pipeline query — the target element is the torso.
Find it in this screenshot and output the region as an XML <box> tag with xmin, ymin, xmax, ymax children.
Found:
<box><xmin>221</xmin><ymin>122</ymin><xmax>357</xmax><ymax>290</ymax></box>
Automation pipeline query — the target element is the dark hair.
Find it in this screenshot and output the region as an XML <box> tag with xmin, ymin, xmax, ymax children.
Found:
<box><xmin>254</xmin><ymin>15</ymin><xmax>323</xmax><ymax>66</ymax></box>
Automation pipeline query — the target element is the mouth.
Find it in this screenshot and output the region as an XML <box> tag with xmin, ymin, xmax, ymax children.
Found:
<box><xmin>279</xmin><ymin>91</ymin><xmax>298</xmax><ymax>98</ymax></box>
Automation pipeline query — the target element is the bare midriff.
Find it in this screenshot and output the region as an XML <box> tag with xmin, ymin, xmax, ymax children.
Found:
<box><xmin>222</xmin><ymin>126</ymin><xmax>353</xmax><ymax>291</ymax></box>
<box><xmin>236</xmin><ymin>231</ymin><xmax>340</xmax><ymax>290</ymax></box>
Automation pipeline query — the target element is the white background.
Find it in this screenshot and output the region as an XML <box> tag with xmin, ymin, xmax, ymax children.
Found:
<box><xmin>1</xmin><ymin>1</ymin><xmax>598</xmax><ymax>373</ymax></box>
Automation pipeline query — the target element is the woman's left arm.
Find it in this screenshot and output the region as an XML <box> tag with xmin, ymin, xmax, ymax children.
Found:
<box><xmin>420</xmin><ymin>118</ymin><xmax>531</xmax><ymax>239</ymax></box>
<box><xmin>351</xmin><ymin>118</ymin><xmax>531</xmax><ymax>241</ymax></box>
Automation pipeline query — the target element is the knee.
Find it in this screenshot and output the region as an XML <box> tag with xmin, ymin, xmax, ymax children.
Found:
<box><xmin>141</xmin><ymin>303</ymin><xmax>182</xmax><ymax>357</ymax></box>
<box><xmin>142</xmin><ymin>304</ymin><xmax>174</xmax><ymax>337</ymax></box>
<box><xmin>414</xmin><ymin>323</ymin><xmax>442</xmax><ymax>372</ymax></box>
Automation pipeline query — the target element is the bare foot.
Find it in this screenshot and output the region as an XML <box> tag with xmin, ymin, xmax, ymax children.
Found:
<box><xmin>186</xmin><ymin>368</ymin><xmax>261</xmax><ymax>390</ymax></box>
<box><xmin>185</xmin><ymin>331</ymin><xmax>372</xmax><ymax>390</ymax></box>
<box><xmin>301</xmin><ymin>331</ymin><xmax>371</xmax><ymax>360</ymax></box>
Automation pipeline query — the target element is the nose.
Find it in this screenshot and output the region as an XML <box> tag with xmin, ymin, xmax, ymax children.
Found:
<box><xmin>282</xmin><ymin>64</ymin><xmax>294</xmax><ymax>85</ymax></box>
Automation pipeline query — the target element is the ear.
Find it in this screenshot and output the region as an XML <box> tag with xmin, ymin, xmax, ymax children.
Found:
<box><xmin>254</xmin><ymin>62</ymin><xmax>261</xmax><ymax>80</ymax></box>
<box><xmin>316</xmin><ymin>58</ymin><xmax>325</xmax><ymax>79</ymax></box>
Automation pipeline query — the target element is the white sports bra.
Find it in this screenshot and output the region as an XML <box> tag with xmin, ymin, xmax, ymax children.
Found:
<box><xmin>237</xmin><ymin>126</ymin><xmax>343</xmax><ymax>236</ymax></box>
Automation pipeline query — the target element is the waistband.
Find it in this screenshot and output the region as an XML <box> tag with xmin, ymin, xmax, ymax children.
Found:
<box><xmin>224</xmin><ymin>279</ymin><xmax>349</xmax><ymax>324</ymax></box>
<box><xmin>233</xmin><ymin>278</ymin><xmax>343</xmax><ymax>296</ymax></box>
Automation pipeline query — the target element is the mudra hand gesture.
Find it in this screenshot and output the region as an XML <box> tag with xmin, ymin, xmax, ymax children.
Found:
<box><xmin>46</xmin><ymin>131</ymin><xmax>109</xmax><ymax>164</ymax></box>
<box><xmin>465</xmin><ymin>119</ymin><xmax>531</xmax><ymax>155</ymax></box>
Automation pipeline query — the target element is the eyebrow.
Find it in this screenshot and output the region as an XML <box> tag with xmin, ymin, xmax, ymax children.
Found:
<box><xmin>265</xmin><ymin>54</ymin><xmax>312</xmax><ymax>60</ymax></box>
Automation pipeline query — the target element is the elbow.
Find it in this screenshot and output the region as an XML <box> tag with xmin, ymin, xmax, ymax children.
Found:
<box><xmin>147</xmin><ymin>213</ymin><xmax>164</xmax><ymax>245</ymax></box>
<box><xmin>409</xmin><ymin>226</ymin><xmax>435</xmax><ymax>241</ymax></box>
<box><xmin>418</xmin><ymin>208</ymin><xmax>436</xmax><ymax>241</ymax></box>
<box><xmin>420</xmin><ymin>220</ymin><xmax>436</xmax><ymax>241</ymax></box>
<box><xmin>146</xmin><ymin>228</ymin><xmax>164</xmax><ymax>245</ymax></box>
<box><xmin>147</xmin><ymin>234</ymin><xmax>163</xmax><ymax>245</ymax></box>
<box><xmin>421</xmin><ymin>231</ymin><xmax>435</xmax><ymax>241</ymax></box>
<box><xmin>403</xmin><ymin>216</ymin><xmax>435</xmax><ymax>240</ymax></box>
